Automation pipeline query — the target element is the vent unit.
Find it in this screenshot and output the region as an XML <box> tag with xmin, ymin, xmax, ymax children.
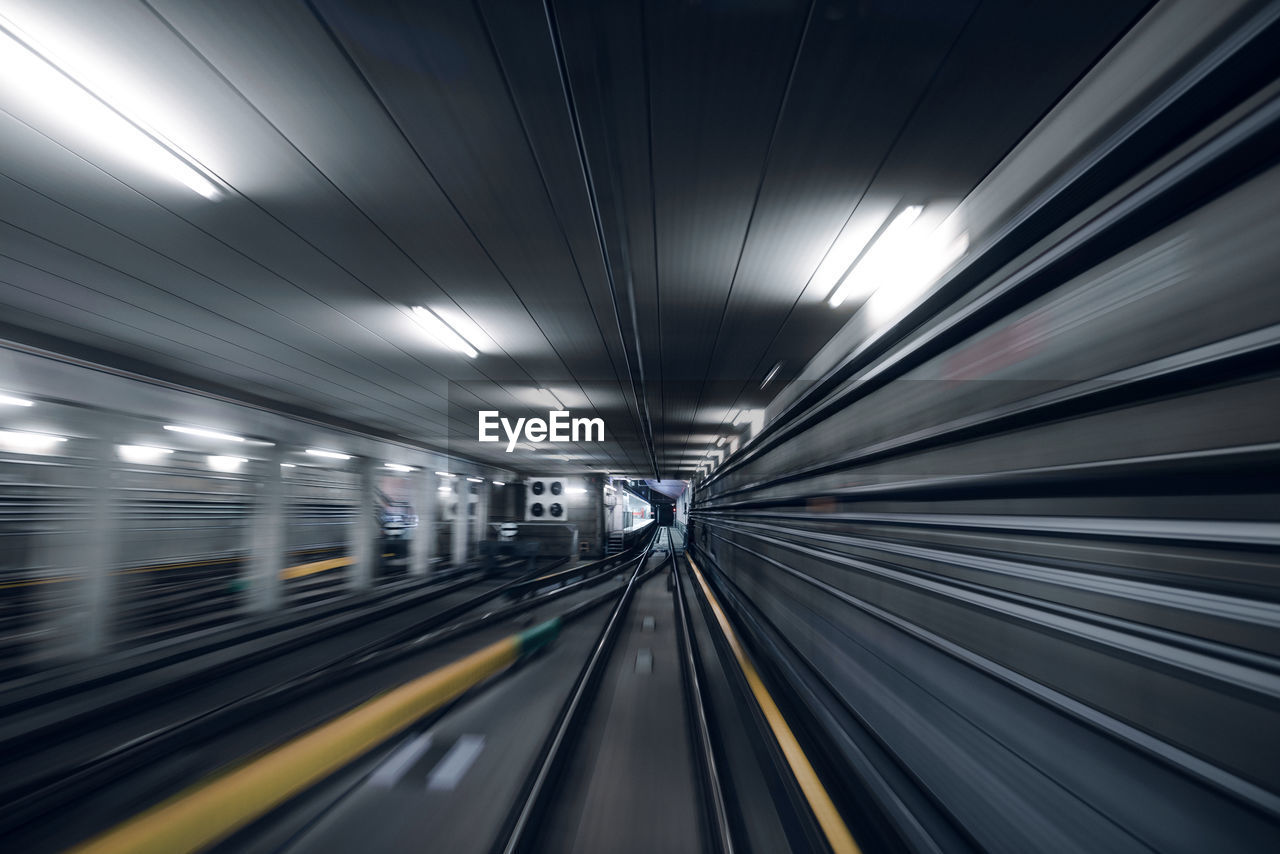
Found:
<box><xmin>525</xmin><ymin>477</ymin><xmax>566</xmax><ymax>521</ymax></box>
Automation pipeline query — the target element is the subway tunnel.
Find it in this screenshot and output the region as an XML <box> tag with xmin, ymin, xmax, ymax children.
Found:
<box><xmin>0</xmin><ymin>0</ymin><xmax>1277</xmax><ymax>851</ymax></box>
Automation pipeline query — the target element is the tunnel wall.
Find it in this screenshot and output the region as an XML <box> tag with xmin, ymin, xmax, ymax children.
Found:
<box><xmin>690</xmin><ymin>6</ymin><xmax>1280</xmax><ymax>851</ymax></box>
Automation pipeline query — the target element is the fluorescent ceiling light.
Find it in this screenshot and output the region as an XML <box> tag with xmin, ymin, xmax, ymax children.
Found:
<box><xmin>0</xmin><ymin>430</ymin><xmax>67</xmax><ymax>451</ymax></box>
<box><xmin>435</xmin><ymin>471</ymin><xmax>456</xmax><ymax>478</ymax></box>
<box><xmin>466</xmin><ymin>476</ymin><xmax>484</xmax><ymax>482</ymax></box>
<box><xmin>536</xmin><ymin>387</ymin><xmax>565</xmax><ymax>408</ymax></box>
<box><xmin>118</xmin><ymin>444</ymin><xmax>172</xmax><ymax>463</ymax></box>
<box><xmin>411</xmin><ymin>306</ymin><xmax>479</xmax><ymax>358</ymax></box>
<box><xmin>384</xmin><ymin>463</ymin><xmax>414</xmax><ymax>472</ymax></box>
<box><xmin>0</xmin><ymin>392</ymin><xmax>34</xmax><ymax>406</ymax></box>
<box><xmin>715</xmin><ymin>437</ymin><xmax>725</xmax><ymax>447</ymax></box>
<box><xmin>566</xmin><ymin>486</ymin><xmax>587</xmax><ymax>494</ymax></box>
<box><xmin>829</xmin><ymin>205</ymin><xmax>923</xmax><ymax>307</ymax></box>
<box><xmin>760</xmin><ymin>362</ymin><xmax>782</xmax><ymax>390</ymax></box>
<box><xmin>0</xmin><ymin>15</ymin><xmax>219</xmax><ymax>199</ymax></box>
<box><xmin>164</xmin><ymin>424</ymin><xmax>244</xmax><ymax>442</ymax></box>
<box><xmin>207</xmin><ymin>455</ymin><xmax>247</xmax><ymax>472</ymax></box>
<box><xmin>281</xmin><ymin>463</ymin><xmax>296</xmax><ymax>468</ymax></box>
<box><xmin>491</xmin><ymin>481</ymin><xmax>505</xmax><ymax>487</ymax></box>
<box><xmin>305</xmin><ymin>449</ymin><xmax>350</xmax><ymax>460</ymax></box>
<box><xmin>865</xmin><ymin>230</ymin><xmax>970</xmax><ymax>325</ymax></box>
<box><xmin>438</xmin><ymin>484</ymin><xmax>452</xmax><ymax>493</ymax></box>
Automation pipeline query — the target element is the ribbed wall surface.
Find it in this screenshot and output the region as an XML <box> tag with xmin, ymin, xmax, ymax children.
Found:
<box><xmin>690</xmin><ymin>13</ymin><xmax>1280</xmax><ymax>851</ymax></box>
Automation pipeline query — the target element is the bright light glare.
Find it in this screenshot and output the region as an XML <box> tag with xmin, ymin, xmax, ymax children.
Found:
<box><xmin>466</xmin><ymin>476</ymin><xmax>484</xmax><ymax>483</ymax></box>
<box><xmin>281</xmin><ymin>463</ymin><xmax>296</xmax><ymax>468</ymax></box>
<box><xmin>0</xmin><ymin>15</ymin><xmax>219</xmax><ymax>199</ymax></box>
<box><xmin>411</xmin><ymin>306</ymin><xmax>479</xmax><ymax>358</ymax></box>
<box><xmin>164</xmin><ymin>424</ymin><xmax>244</xmax><ymax>442</ymax></box>
<box><xmin>0</xmin><ymin>430</ymin><xmax>67</xmax><ymax>452</ymax></box>
<box><xmin>567</xmin><ymin>486</ymin><xmax>587</xmax><ymax>494</ymax></box>
<box><xmin>828</xmin><ymin>205</ymin><xmax>923</xmax><ymax>307</ymax></box>
<box><xmin>435</xmin><ymin>471</ymin><xmax>456</xmax><ymax>478</ymax></box>
<box><xmin>118</xmin><ymin>444</ymin><xmax>172</xmax><ymax>463</ymax></box>
<box><xmin>0</xmin><ymin>392</ymin><xmax>34</xmax><ymax>406</ymax></box>
<box><xmin>491</xmin><ymin>481</ymin><xmax>505</xmax><ymax>487</ymax></box>
<box><xmin>864</xmin><ymin>231</ymin><xmax>970</xmax><ymax>324</ymax></box>
<box><xmin>438</xmin><ymin>484</ymin><xmax>452</xmax><ymax>493</ymax></box>
<box><xmin>207</xmin><ymin>455</ymin><xmax>247</xmax><ymax>472</ymax></box>
<box><xmin>305</xmin><ymin>449</ymin><xmax>351</xmax><ymax>460</ymax></box>
<box><xmin>384</xmin><ymin>463</ymin><xmax>414</xmax><ymax>473</ymax></box>
<box><xmin>808</xmin><ymin>206</ymin><xmax>892</xmax><ymax>298</ymax></box>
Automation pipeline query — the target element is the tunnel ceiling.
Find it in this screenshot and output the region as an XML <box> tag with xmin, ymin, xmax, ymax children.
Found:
<box><xmin>0</xmin><ymin>0</ymin><xmax>1149</xmax><ymax>476</ymax></box>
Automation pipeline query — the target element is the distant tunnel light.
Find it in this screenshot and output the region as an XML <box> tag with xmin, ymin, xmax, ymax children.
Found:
<box><xmin>384</xmin><ymin>463</ymin><xmax>414</xmax><ymax>473</ymax></box>
<box><xmin>0</xmin><ymin>430</ymin><xmax>67</xmax><ymax>452</ymax></box>
<box><xmin>164</xmin><ymin>424</ymin><xmax>244</xmax><ymax>443</ymax></box>
<box><xmin>0</xmin><ymin>14</ymin><xmax>220</xmax><ymax>199</ymax></box>
<box><xmin>828</xmin><ymin>205</ymin><xmax>923</xmax><ymax>308</ymax></box>
<box><xmin>305</xmin><ymin>448</ymin><xmax>351</xmax><ymax>460</ymax></box>
<box><xmin>118</xmin><ymin>444</ymin><xmax>172</xmax><ymax>463</ymax></box>
<box><xmin>0</xmin><ymin>392</ymin><xmax>34</xmax><ymax>406</ymax></box>
<box><xmin>206</xmin><ymin>455</ymin><xmax>247</xmax><ymax>472</ymax></box>
<box><xmin>411</xmin><ymin>306</ymin><xmax>479</xmax><ymax>358</ymax></box>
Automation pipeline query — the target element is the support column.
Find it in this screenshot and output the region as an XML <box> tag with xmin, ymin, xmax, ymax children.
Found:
<box><xmin>350</xmin><ymin>455</ymin><xmax>378</xmax><ymax>590</ymax></box>
<box><xmin>452</xmin><ymin>479</ymin><xmax>468</xmax><ymax>569</ymax></box>
<box><xmin>474</xmin><ymin>481</ymin><xmax>490</xmax><ymax>549</ymax></box>
<box><xmin>409</xmin><ymin>469</ymin><xmax>436</xmax><ymax>576</ymax></box>
<box><xmin>245</xmin><ymin>444</ymin><xmax>285</xmax><ymax>613</ymax></box>
<box><xmin>77</xmin><ymin>435</ymin><xmax>121</xmax><ymax>657</ymax></box>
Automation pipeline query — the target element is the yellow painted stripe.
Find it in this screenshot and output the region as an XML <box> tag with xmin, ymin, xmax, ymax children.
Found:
<box><xmin>69</xmin><ymin>634</ymin><xmax>522</xmax><ymax>854</ymax></box>
<box><xmin>687</xmin><ymin>555</ymin><xmax>862</xmax><ymax>854</ymax></box>
<box><xmin>279</xmin><ymin>556</ymin><xmax>354</xmax><ymax>580</ymax></box>
<box><xmin>0</xmin><ymin>547</ymin><xmax>352</xmax><ymax>590</ymax></box>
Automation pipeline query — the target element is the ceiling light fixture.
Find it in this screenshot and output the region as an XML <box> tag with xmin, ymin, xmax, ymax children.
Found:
<box><xmin>0</xmin><ymin>430</ymin><xmax>67</xmax><ymax>451</ymax></box>
<box><xmin>118</xmin><ymin>444</ymin><xmax>172</xmax><ymax>463</ymax></box>
<box><xmin>829</xmin><ymin>205</ymin><xmax>923</xmax><ymax>308</ymax></box>
<box><xmin>536</xmin><ymin>387</ymin><xmax>565</xmax><ymax>408</ymax></box>
<box><xmin>384</xmin><ymin>463</ymin><xmax>414</xmax><ymax>473</ymax></box>
<box><xmin>281</xmin><ymin>463</ymin><xmax>296</xmax><ymax>468</ymax></box>
<box><xmin>411</xmin><ymin>306</ymin><xmax>479</xmax><ymax>358</ymax></box>
<box><xmin>466</xmin><ymin>476</ymin><xmax>484</xmax><ymax>483</ymax></box>
<box><xmin>435</xmin><ymin>471</ymin><xmax>456</xmax><ymax>478</ymax></box>
<box><xmin>0</xmin><ymin>14</ymin><xmax>220</xmax><ymax>199</ymax></box>
<box><xmin>491</xmin><ymin>481</ymin><xmax>505</xmax><ymax>487</ymax></box>
<box><xmin>163</xmin><ymin>424</ymin><xmax>244</xmax><ymax>443</ymax></box>
<box><xmin>0</xmin><ymin>392</ymin><xmax>34</xmax><ymax>406</ymax></box>
<box><xmin>760</xmin><ymin>362</ymin><xmax>782</xmax><ymax>390</ymax></box>
<box><xmin>714</xmin><ymin>437</ymin><xmax>725</xmax><ymax>447</ymax></box>
<box><xmin>305</xmin><ymin>449</ymin><xmax>350</xmax><ymax>460</ymax></box>
<box><xmin>207</xmin><ymin>455</ymin><xmax>247</xmax><ymax>472</ymax></box>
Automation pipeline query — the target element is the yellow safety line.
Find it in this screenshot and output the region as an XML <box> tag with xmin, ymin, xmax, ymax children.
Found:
<box><xmin>278</xmin><ymin>556</ymin><xmax>354</xmax><ymax>580</ymax></box>
<box><xmin>0</xmin><ymin>546</ymin><xmax>359</xmax><ymax>590</ymax></box>
<box><xmin>686</xmin><ymin>554</ymin><xmax>862</xmax><ymax>854</ymax></box>
<box><xmin>68</xmin><ymin>634</ymin><xmax>523</xmax><ymax>854</ymax></box>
